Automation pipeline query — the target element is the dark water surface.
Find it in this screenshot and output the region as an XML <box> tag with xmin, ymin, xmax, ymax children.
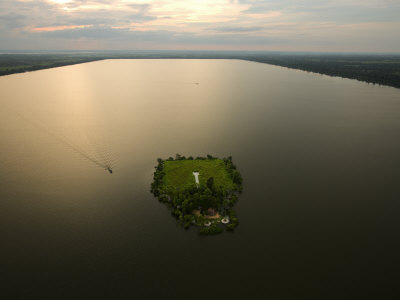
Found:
<box><xmin>1</xmin><ymin>60</ymin><xmax>400</xmax><ymax>299</ymax></box>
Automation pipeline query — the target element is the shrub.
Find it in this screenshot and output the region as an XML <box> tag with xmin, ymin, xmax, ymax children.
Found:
<box><xmin>199</xmin><ymin>225</ymin><xmax>223</xmax><ymax>235</ymax></box>
<box><xmin>226</xmin><ymin>224</ymin><xmax>236</xmax><ymax>231</ymax></box>
<box><xmin>206</xmin><ymin>177</ymin><xmax>214</xmax><ymax>189</ymax></box>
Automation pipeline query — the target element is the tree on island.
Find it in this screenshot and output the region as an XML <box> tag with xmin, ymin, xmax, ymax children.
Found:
<box><xmin>206</xmin><ymin>177</ymin><xmax>214</xmax><ymax>190</ymax></box>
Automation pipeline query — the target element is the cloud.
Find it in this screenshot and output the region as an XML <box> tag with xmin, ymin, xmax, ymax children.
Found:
<box><xmin>127</xmin><ymin>13</ymin><xmax>157</xmax><ymax>23</ymax></box>
<box><xmin>211</xmin><ymin>26</ymin><xmax>263</xmax><ymax>33</ymax></box>
<box><xmin>31</xmin><ymin>24</ymin><xmax>93</xmax><ymax>32</ymax></box>
<box><xmin>0</xmin><ymin>14</ymin><xmax>27</xmax><ymax>29</ymax></box>
<box><xmin>31</xmin><ymin>24</ymin><xmax>287</xmax><ymax>50</ymax></box>
<box><xmin>0</xmin><ymin>0</ymin><xmax>399</xmax><ymax>51</ymax></box>
<box><xmin>241</xmin><ymin>0</ymin><xmax>400</xmax><ymax>23</ymax></box>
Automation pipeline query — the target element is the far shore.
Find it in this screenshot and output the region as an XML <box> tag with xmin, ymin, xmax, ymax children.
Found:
<box><xmin>1</xmin><ymin>52</ymin><xmax>400</xmax><ymax>89</ymax></box>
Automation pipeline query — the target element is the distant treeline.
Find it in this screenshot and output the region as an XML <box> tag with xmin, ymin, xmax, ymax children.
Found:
<box><xmin>1</xmin><ymin>52</ymin><xmax>399</xmax><ymax>89</ymax></box>
<box><xmin>242</xmin><ymin>54</ymin><xmax>400</xmax><ymax>89</ymax></box>
<box><xmin>0</xmin><ymin>54</ymin><xmax>102</xmax><ymax>76</ymax></box>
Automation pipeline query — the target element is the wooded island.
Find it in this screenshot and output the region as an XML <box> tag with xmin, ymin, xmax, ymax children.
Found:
<box><xmin>151</xmin><ymin>154</ymin><xmax>243</xmax><ymax>235</ymax></box>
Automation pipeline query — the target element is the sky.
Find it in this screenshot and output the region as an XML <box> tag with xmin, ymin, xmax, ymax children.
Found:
<box><xmin>0</xmin><ymin>0</ymin><xmax>399</xmax><ymax>52</ymax></box>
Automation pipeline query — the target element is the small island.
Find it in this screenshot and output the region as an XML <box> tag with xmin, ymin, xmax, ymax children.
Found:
<box><xmin>151</xmin><ymin>154</ymin><xmax>243</xmax><ymax>235</ymax></box>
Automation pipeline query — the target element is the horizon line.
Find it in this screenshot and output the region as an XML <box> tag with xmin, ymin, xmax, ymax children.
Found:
<box><xmin>1</xmin><ymin>49</ymin><xmax>400</xmax><ymax>55</ymax></box>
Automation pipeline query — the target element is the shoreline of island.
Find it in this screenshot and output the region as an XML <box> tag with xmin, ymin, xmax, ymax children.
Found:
<box><xmin>151</xmin><ymin>154</ymin><xmax>243</xmax><ymax>235</ymax></box>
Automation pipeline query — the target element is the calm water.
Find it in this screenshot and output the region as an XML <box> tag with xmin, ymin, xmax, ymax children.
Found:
<box><xmin>1</xmin><ymin>60</ymin><xmax>400</xmax><ymax>299</ymax></box>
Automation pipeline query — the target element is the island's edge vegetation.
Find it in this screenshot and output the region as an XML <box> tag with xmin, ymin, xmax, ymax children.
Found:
<box><xmin>151</xmin><ymin>154</ymin><xmax>243</xmax><ymax>235</ymax></box>
<box><xmin>1</xmin><ymin>52</ymin><xmax>399</xmax><ymax>89</ymax></box>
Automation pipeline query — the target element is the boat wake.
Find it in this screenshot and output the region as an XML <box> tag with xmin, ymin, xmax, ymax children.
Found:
<box><xmin>2</xmin><ymin>104</ymin><xmax>115</xmax><ymax>174</ymax></box>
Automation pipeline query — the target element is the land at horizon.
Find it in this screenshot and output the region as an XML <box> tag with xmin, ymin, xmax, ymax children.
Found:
<box><xmin>1</xmin><ymin>51</ymin><xmax>400</xmax><ymax>89</ymax></box>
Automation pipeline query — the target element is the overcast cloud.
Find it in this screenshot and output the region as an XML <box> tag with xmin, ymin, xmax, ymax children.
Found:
<box><xmin>0</xmin><ymin>0</ymin><xmax>399</xmax><ymax>51</ymax></box>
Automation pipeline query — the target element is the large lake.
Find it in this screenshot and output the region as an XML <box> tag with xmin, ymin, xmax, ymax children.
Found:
<box><xmin>1</xmin><ymin>60</ymin><xmax>399</xmax><ymax>298</ymax></box>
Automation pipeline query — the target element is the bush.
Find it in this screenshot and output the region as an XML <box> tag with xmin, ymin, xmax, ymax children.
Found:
<box><xmin>206</xmin><ymin>177</ymin><xmax>214</xmax><ymax>189</ymax></box>
<box><xmin>199</xmin><ymin>225</ymin><xmax>223</xmax><ymax>235</ymax></box>
<box><xmin>183</xmin><ymin>214</ymin><xmax>193</xmax><ymax>223</ymax></box>
<box><xmin>172</xmin><ymin>210</ymin><xmax>181</xmax><ymax>218</ymax></box>
<box><xmin>230</xmin><ymin>195</ymin><xmax>238</xmax><ymax>206</ymax></box>
<box><xmin>226</xmin><ymin>223</ymin><xmax>236</xmax><ymax>231</ymax></box>
<box><xmin>158</xmin><ymin>194</ymin><xmax>168</xmax><ymax>203</ymax></box>
<box><xmin>232</xmin><ymin>171</ymin><xmax>242</xmax><ymax>185</ymax></box>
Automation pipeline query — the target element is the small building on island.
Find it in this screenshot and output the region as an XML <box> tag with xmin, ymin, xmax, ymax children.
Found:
<box><xmin>207</xmin><ymin>208</ymin><xmax>217</xmax><ymax>216</ymax></box>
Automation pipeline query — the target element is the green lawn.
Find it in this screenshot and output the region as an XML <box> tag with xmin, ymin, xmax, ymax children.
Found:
<box><xmin>163</xmin><ymin>159</ymin><xmax>235</xmax><ymax>190</ymax></box>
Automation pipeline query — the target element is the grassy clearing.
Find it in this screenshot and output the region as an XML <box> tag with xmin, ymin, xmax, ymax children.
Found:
<box><xmin>163</xmin><ymin>159</ymin><xmax>235</xmax><ymax>190</ymax></box>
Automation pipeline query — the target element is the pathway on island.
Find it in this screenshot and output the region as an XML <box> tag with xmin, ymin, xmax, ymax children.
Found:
<box><xmin>193</xmin><ymin>172</ymin><xmax>199</xmax><ymax>185</ymax></box>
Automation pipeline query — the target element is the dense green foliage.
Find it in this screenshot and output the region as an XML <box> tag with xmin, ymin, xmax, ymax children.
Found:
<box><xmin>242</xmin><ymin>54</ymin><xmax>400</xmax><ymax>89</ymax></box>
<box><xmin>151</xmin><ymin>154</ymin><xmax>243</xmax><ymax>235</ymax></box>
<box><xmin>0</xmin><ymin>54</ymin><xmax>101</xmax><ymax>76</ymax></box>
<box><xmin>1</xmin><ymin>52</ymin><xmax>399</xmax><ymax>89</ymax></box>
<box><xmin>199</xmin><ymin>225</ymin><xmax>223</xmax><ymax>235</ymax></box>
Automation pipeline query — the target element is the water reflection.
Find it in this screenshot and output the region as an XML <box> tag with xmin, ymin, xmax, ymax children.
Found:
<box><xmin>1</xmin><ymin>59</ymin><xmax>400</xmax><ymax>298</ymax></box>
